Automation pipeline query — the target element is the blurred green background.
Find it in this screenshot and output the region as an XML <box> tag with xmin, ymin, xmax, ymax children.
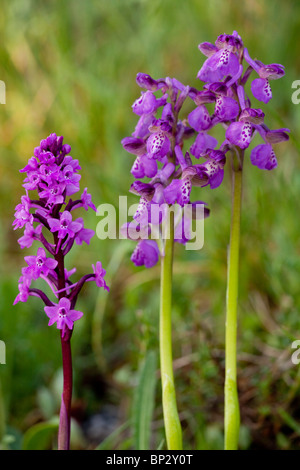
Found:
<box><xmin>0</xmin><ymin>0</ymin><xmax>300</xmax><ymax>450</ymax></box>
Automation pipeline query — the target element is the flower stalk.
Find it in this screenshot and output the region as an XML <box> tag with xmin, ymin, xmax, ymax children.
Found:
<box><xmin>13</xmin><ymin>133</ymin><xmax>109</xmax><ymax>451</ymax></box>
<box><xmin>224</xmin><ymin>150</ymin><xmax>243</xmax><ymax>450</ymax></box>
<box><xmin>58</xmin><ymin>333</ymin><xmax>73</xmax><ymax>450</ymax></box>
<box><xmin>55</xmin><ymin>241</ymin><xmax>72</xmax><ymax>451</ymax></box>
<box><xmin>159</xmin><ymin>211</ymin><xmax>182</xmax><ymax>450</ymax></box>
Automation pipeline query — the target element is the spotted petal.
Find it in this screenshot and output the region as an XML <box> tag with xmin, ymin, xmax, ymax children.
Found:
<box><xmin>225</xmin><ymin>121</ymin><xmax>253</xmax><ymax>149</ymax></box>
<box><xmin>251</xmin><ymin>78</ymin><xmax>272</xmax><ymax>103</ymax></box>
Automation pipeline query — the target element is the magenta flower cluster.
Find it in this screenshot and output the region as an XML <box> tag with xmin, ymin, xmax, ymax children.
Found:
<box><xmin>13</xmin><ymin>133</ymin><xmax>109</xmax><ymax>338</ymax></box>
<box><xmin>121</xmin><ymin>31</ymin><xmax>289</xmax><ymax>268</ymax></box>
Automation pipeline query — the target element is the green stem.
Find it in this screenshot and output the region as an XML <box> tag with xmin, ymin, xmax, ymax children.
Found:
<box><xmin>159</xmin><ymin>211</ymin><xmax>182</xmax><ymax>450</ymax></box>
<box><xmin>224</xmin><ymin>162</ymin><xmax>243</xmax><ymax>450</ymax></box>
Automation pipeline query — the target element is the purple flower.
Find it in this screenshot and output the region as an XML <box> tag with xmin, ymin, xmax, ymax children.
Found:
<box><xmin>225</xmin><ymin>121</ymin><xmax>253</xmax><ymax>149</ymax></box>
<box><xmin>136</xmin><ymin>73</ymin><xmax>162</xmax><ymax>91</ymax></box>
<box><xmin>38</xmin><ymin>151</ymin><xmax>56</xmax><ymax>165</ymax></box>
<box><xmin>196</xmin><ymin>150</ymin><xmax>226</xmax><ymax>189</ymax></box>
<box><xmin>20</xmin><ymin>156</ymin><xmax>40</xmax><ymax>174</ymax></box>
<box><xmin>59</xmin><ymin>164</ymin><xmax>81</xmax><ymax>195</ymax></box>
<box><xmin>213</xmin><ymin>96</ymin><xmax>240</xmax><ymax>122</ymax></box>
<box><xmin>131</xmin><ymin>240</ymin><xmax>160</xmax><ymax>268</ymax></box>
<box><xmin>239</xmin><ymin>108</ymin><xmax>265</xmax><ymax>125</ymax></box>
<box><xmin>132</xmin><ymin>90</ymin><xmax>166</xmax><ymax>116</ymax></box>
<box><xmin>263</xmin><ymin>128</ymin><xmax>290</xmax><ymax>144</ymax></box>
<box><xmin>190</xmin><ymin>132</ymin><xmax>218</xmax><ymax>159</ymax></box>
<box><xmin>24</xmin><ymin>247</ymin><xmax>58</xmax><ymax>280</ymax></box>
<box><xmin>243</xmin><ymin>48</ymin><xmax>285</xmax><ymax>103</ymax></box>
<box><xmin>121</xmin><ymin>136</ymin><xmax>147</xmax><ymax>156</ymax></box>
<box><xmin>74</xmin><ymin>219</ymin><xmax>95</xmax><ymax>246</ymax></box>
<box><xmin>80</xmin><ymin>188</ymin><xmax>97</xmax><ymax>212</ymax></box>
<box><xmin>44</xmin><ymin>297</ymin><xmax>83</xmax><ymax>336</ymax></box>
<box><xmin>92</xmin><ymin>262</ymin><xmax>109</xmax><ymax>291</ymax></box>
<box><xmin>39</xmin><ymin>163</ymin><xmax>60</xmax><ymax>183</ymax></box>
<box><xmin>48</xmin><ymin>211</ymin><xmax>83</xmax><ymax>239</ymax></box>
<box><xmin>14</xmin><ymin>133</ymin><xmax>109</xmax><ymax>347</ymax></box>
<box><xmin>188</xmin><ymin>105</ymin><xmax>211</xmax><ymax>131</ymax></box>
<box><xmin>13</xmin><ymin>276</ymin><xmax>32</xmax><ymax>304</ymax></box>
<box><xmin>39</xmin><ymin>182</ymin><xmax>66</xmax><ymax>207</ymax></box>
<box><xmin>18</xmin><ymin>223</ymin><xmax>42</xmax><ymax>249</ymax></box>
<box><xmin>251</xmin><ymin>78</ymin><xmax>273</xmax><ymax>104</ymax></box>
<box><xmin>13</xmin><ymin>194</ymin><xmax>33</xmax><ymax>230</ymax></box>
<box><xmin>146</xmin><ymin>121</ymin><xmax>172</xmax><ymax>160</ymax></box>
<box><xmin>131</xmin><ymin>154</ymin><xmax>158</xmax><ymax>179</ymax></box>
<box><xmin>23</xmin><ymin>171</ymin><xmax>42</xmax><ymax>191</ymax></box>
<box><xmin>197</xmin><ymin>46</ymin><xmax>240</xmax><ymax>83</ymax></box>
<box><xmin>250</xmin><ymin>143</ymin><xmax>277</xmax><ymax>170</ymax></box>
<box><xmin>197</xmin><ymin>32</ymin><xmax>243</xmax><ymax>85</ymax></box>
<box><xmin>163</xmin><ymin>147</ymin><xmax>208</xmax><ymax>205</ymax></box>
<box><xmin>132</xmin><ymin>113</ymin><xmax>156</xmax><ymax>139</ymax></box>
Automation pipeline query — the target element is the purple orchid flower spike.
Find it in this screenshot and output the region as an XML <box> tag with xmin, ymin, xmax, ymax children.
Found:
<box><xmin>13</xmin><ymin>133</ymin><xmax>109</xmax><ymax>450</ymax></box>
<box><xmin>122</xmin><ymin>73</ymin><xmax>215</xmax><ymax>268</ymax></box>
<box><xmin>193</xmin><ymin>31</ymin><xmax>290</xmax><ymax>451</ymax></box>
<box><xmin>120</xmin><ymin>31</ymin><xmax>290</xmax><ymax>453</ymax></box>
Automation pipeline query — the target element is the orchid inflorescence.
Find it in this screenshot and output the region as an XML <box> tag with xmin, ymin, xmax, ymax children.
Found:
<box><xmin>13</xmin><ymin>133</ymin><xmax>109</xmax><ymax>339</ymax></box>
<box><xmin>122</xmin><ymin>30</ymin><xmax>289</xmax><ymax>270</ymax></box>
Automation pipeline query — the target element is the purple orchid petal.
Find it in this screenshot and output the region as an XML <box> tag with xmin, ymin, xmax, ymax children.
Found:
<box><xmin>197</xmin><ymin>48</ymin><xmax>240</xmax><ymax>83</ymax></box>
<box><xmin>198</xmin><ymin>42</ymin><xmax>218</xmax><ymax>57</ymax></box>
<box><xmin>239</xmin><ymin>108</ymin><xmax>265</xmax><ymax>124</ymax></box>
<box><xmin>250</xmin><ymin>143</ymin><xmax>277</xmax><ymax>170</ymax></box>
<box><xmin>214</xmin><ymin>96</ymin><xmax>240</xmax><ymax>122</ymax></box>
<box><xmin>264</xmin><ymin>128</ymin><xmax>290</xmax><ymax>144</ymax></box>
<box><xmin>121</xmin><ymin>137</ymin><xmax>147</xmax><ymax>156</ymax></box>
<box><xmin>225</xmin><ymin>121</ymin><xmax>253</xmax><ymax>149</ymax></box>
<box><xmin>188</xmin><ymin>105</ymin><xmax>211</xmax><ymax>131</ymax></box>
<box><xmin>164</xmin><ymin>180</ymin><xmax>182</xmax><ymax>205</ymax></box>
<box><xmin>251</xmin><ymin>78</ymin><xmax>272</xmax><ymax>103</ymax></box>
<box><xmin>136</xmin><ymin>73</ymin><xmax>160</xmax><ymax>91</ymax></box>
<box><xmin>131</xmin><ymin>240</ymin><xmax>160</xmax><ymax>268</ymax></box>
<box><xmin>147</xmin><ymin>132</ymin><xmax>171</xmax><ymax>159</ymax></box>
<box><xmin>190</xmin><ymin>132</ymin><xmax>218</xmax><ymax>159</ymax></box>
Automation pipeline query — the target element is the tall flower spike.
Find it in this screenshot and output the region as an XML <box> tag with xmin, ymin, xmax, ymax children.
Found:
<box><xmin>194</xmin><ymin>31</ymin><xmax>289</xmax><ymax>451</ymax></box>
<box><xmin>13</xmin><ymin>133</ymin><xmax>109</xmax><ymax>450</ymax></box>
<box><xmin>121</xmin><ymin>71</ymin><xmax>221</xmax><ymax>451</ymax></box>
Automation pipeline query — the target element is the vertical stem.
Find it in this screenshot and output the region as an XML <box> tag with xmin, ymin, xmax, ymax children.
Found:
<box><xmin>58</xmin><ymin>334</ymin><xmax>72</xmax><ymax>450</ymax></box>
<box><xmin>224</xmin><ymin>164</ymin><xmax>243</xmax><ymax>450</ymax></box>
<box><xmin>55</xmin><ymin>236</ymin><xmax>72</xmax><ymax>450</ymax></box>
<box><xmin>159</xmin><ymin>211</ymin><xmax>182</xmax><ymax>450</ymax></box>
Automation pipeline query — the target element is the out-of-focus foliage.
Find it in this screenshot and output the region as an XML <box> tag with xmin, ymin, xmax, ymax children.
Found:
<box><xmin>1</xmin><ymin>0</ymin><xmax>300</xmax><ymax>450</ymax></box>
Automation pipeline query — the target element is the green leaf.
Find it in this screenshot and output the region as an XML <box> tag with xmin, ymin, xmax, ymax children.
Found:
<box><xmin>132</xmin><ymin>350</ymin><xmax>157</xmax><ymax>450</ymax></box>
<box><xmin>22</xmin><ymin>418</ymin><xmax>59</xmax><ymax>450</ymax></box>
<box><xmin>95</xmin><ymin>421</ymin><xmax>129</xmax><ymax>450</ymax></box>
